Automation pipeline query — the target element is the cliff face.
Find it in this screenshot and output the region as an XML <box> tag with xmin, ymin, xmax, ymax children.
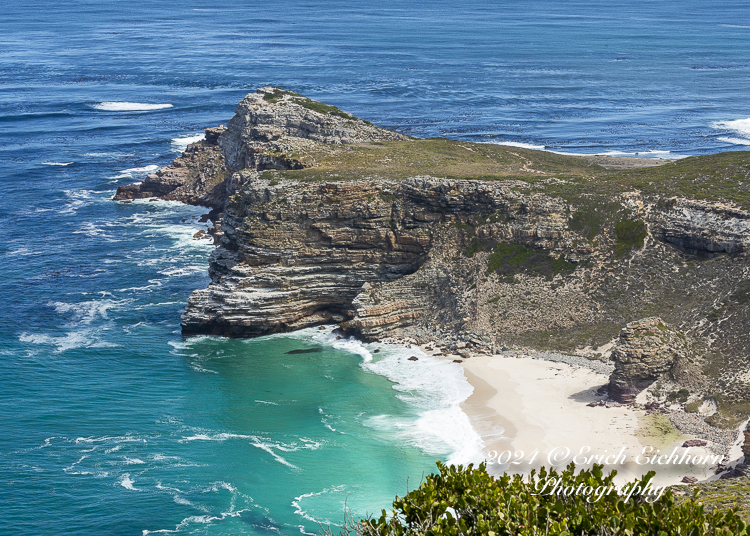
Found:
<box><xmin>115</xmin><ymin>87</ymin><xmax>750</xmax><ymax>420</ymax></box>
<box><xmin>180</xmin><ymin>176</ymin><xmax>584</xmax><ymax>337</ymax></box>
<box><xmin>114</xmin><ymin>126</ymin><xmax>228</xmax><ymax>208</ymax></box>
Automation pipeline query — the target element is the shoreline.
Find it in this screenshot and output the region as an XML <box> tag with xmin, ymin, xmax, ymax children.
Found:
<box><xmin>413</xmin><ymin>343</ymin><xmax>743</xmax><ymax>487</ymax></box>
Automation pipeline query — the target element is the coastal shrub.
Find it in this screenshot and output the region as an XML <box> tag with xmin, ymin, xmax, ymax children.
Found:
<box><xmin>614</xmin><ymin>219</ymin><xmax>647</xmax><ymax>257</ymax></box>
<box><xmin>348</xmin><ymin>462</ymin><xmax>747</xmax><ymax>536</ymax></box>
<box><xmin>262</xmin><ymin>88</ymin><xmax>304</xmax><ymax>103</ymax></box>
<box><xmin>486</xmin><ymin>242</ymin><xmax>576</xmax><ymax>280</ymax></box>
<box><xmin>668</xmin><ymin>388</ymin><xmax>690</xmax><ymax>403</ymax></box>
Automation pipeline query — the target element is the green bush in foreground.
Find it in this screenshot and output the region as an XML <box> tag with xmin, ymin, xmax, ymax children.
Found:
<box><xmin>344</xmin><ymin>462</ymin><xmax>746</xmax><ymax>536</ymax></box>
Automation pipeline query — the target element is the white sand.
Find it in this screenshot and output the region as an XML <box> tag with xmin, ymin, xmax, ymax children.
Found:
<box><xmin>430</xmin><ymin>350</ymin><xmax>719</xmax><ymax>486</ymax></box>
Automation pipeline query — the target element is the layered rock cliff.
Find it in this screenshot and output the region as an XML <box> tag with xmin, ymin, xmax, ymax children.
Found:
<box><xmin>115</xmin><ymin>87</ymin><xmax>750</xmax><ymax>424</ymax></box>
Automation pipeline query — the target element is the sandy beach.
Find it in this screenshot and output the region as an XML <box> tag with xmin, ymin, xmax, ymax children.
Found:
<box><xmin>422</xmin><ymin>347</ymin><xmax>737</xmax><ymax>486</ymax></box>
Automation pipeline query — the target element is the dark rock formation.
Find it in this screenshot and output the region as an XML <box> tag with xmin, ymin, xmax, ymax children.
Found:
<box><xmin>114</xmin><ymin>126</ymin><xmax>228</xmax><ymax>208</ymax></box>
<box><xmin>219</xmin><ymin>86</ymin><xmax>408</xmax><ymax>171</ymax></box>
<box><xmin>607</xmin><ymin>318</ymin><xmax>690</xmax><ymax>404</ymax></box>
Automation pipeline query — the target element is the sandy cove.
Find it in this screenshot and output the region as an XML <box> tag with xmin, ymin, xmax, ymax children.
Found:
<box><xmin>418</xmin><ymin>346</ymin><xmax>742</xmax><ymax>487</ymax></box>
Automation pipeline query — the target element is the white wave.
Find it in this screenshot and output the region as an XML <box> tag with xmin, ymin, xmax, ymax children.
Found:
<box><xmin>361</xmin><ymin>344</ymin><xmax>487</xmax><ymax>466</ymax></box>
<box><xmin>712</xmin><ymin>118</ymin><xmax>750</xmax><ymax>142</ymax></box>
<box><xmin>179</xmin><ymin>433</ymin><xmax>253</xmax><ymax>442</ymax></box>
<box><xmin>254</xmin><ymin>400</ymin><xmax>279</xmax><ymax>405</ymax></box>
<box><xmin>123</xmin><ymin>457</ymin><xmax>146</xmax><ymax>465</ymax></box>
<box><xmin>42</xmin><ymin>161</ymin><xmax>73</xmax><ymax>166</ymax></box>
<box><xmin>75</xmin><ymin>434</ymin><xmax>148</xmax><ymax>444</ymax></box>
<box><xmin>93</xmin><ymin>102</ymin><xmax>173</xmax><ymax>112</ymax></box>
<box><xmin>60</xmin><ymin>189</ymin><xmax>99</xmax><ymax>215</ymax></box>
<box><xmin>251</xmin><ymin>440</ymin><xmax>299</xmax><ymax>469</ymax></box>
<box><xmin>548</xmin><ymin>149</ymin><xmax>688</xmax><ymax>160</ymax></box>
<box><xmin>495</xmin><ymin>141</ymin><xmax>546</xmax><ymax>150</ymax></box>
<box><xmin>19</xmin><ymin>329</ymin><xmax>115</xmax><ymax>353</ymax></box>
<box><xmin>158</xmin><ymin>265</ymin><xmax>206</xmax><ymax>277</ymax></box>
<box><xmin>172</xmin><ymin>133</ymin><xmax>205</xmax><ymax>153</ymax></box>
<box><xmin>121</xmin><ymin>164</ymin><xmax>159</xmax><ymax>175</ymax></box>
<box><xmin>274</xmin><ymin>327</ymin><xmax>487</xmax><ymax>465</ymax></box>
<box><xmin>119</xmin><ymin>473</ymin><xmax>140</xmax><ymax>490</ymax></box>
<box><xmin>4</xmin><ymin>247</ymin><xmax>39</xmax><ymax>257</ymax></box>
<box><xmin>292</xmin><ymin>485</ymin><xmax>347</xmax><ymax>525</ymax></box>
<box><xmin>50</xmin><ymin>298</ymin><xmax>130</xmax><ymax>326</ymax></box>
<box><xmin>718</xmin><ymin>136</ymin><xmax>750</xmax><ymax>146</ymax></box>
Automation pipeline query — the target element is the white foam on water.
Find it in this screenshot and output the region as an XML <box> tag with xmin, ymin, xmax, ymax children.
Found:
<box><xmin>60</xmin><ymin>189</ymin><xmax>99</xmax><ymax>215</ymax></box>
<box><xmin>172</xmin><ymin>133</ymin><xmax>205</xmax><ymax>153</ymax></box>
<box><xmin>292</xmin><ymin>485</ymin><xmax>347</xmax><ymax>525</ymax></box>
<box><xmin>50</xmin><ymin>298</ymin><xmax>131</xmax><ymax>326</ymax></box>
<box><xmin>719</xmin><ymin>136</ymin><xmax>750</xmax><ymax>146</ymax></box>
<box><xmin>93</xmin><ymin>102</ymin><xmax>173</xmax><ymax>111</ymax></box>
<box><xmin>119</xmin><ymin>473</ymin><xmax>140</xmax><ymax>490</ymax></box>
<box><xmin>121</xmin><ymin>164</ymin><xmax>159</xmax><ymax>175</ymax></box>
<box><xmin>42</xmin><ymin>161</ymin><xmax>73</xmax><ymax>166</ymax></box>
<box><xmin>158</xmin><ymin>265</ymin><xmax>206</xmax><ymax>277</ymax></box>
<box><xmin>19</xmin><ymin>329</ymin><xmax>115</xmax><ymax>353</ymax></box>
<box><xmin>548</xmin><ymin>149</ymin><xmax>689</xmax><ymax>160</ymax></box>
<box><xmin>276</xmin><ymin>327</ymin><xmax>487</xmax><ymax>466</ymax></box>
<box><xmin>360</xmin><ymin>344</ymin><xmax>487</xmax><ymax>466</ymax></box>
<box><xmin>495</xmin><ymin>141</ymin><xmax>546</xmax><ymax>150</ymax></box>
<box><xmin>254</xmin><ymin>400</ymin><xmax>279</xmax><ymax>405</ymax></box>
<box><xmin>712</xmin><ymin>118</ymin><xmax>750</xmax><ymax>142</ymax></box>
<box><xmin>179</xmin><ymin>432</ymin><xmax>253</xmax><ymax>442</ymax></box>
<box><xmin>123</xmin><ymin>457</ymin><xmax>146</xmax><ymax>465</ymax></box>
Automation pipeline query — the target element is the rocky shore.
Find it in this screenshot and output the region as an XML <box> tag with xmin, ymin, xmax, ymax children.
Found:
<box><xmin>114</xmin><ymin>87</ymin><xmax>750</xmax><ymax>448</ymax></box>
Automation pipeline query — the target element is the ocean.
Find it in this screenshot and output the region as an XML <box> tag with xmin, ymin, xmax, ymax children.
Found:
<box><xmin>1</xmin><ymin>1</ymin><xmax>749</xmax><ymax>534</ymax></box>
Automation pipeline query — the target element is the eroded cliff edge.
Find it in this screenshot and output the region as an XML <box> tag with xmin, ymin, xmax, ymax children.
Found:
<box><xmin>116</xmin><ymin>87</ymin><xmax>750</xmax><ymax>425</ymax></box>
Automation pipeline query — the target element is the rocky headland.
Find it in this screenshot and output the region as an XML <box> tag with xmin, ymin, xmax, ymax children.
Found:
<box><xmin>115</xmin><ymin>86</ymin><xmax>750</xmax><ymax>432</ymax></box>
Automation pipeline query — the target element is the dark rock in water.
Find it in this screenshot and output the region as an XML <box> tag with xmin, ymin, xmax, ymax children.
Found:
<box><xmin>408</xmin><ymin>356</ymin><xmax>418</xmax><ymax>361</ymax></box>
<box><xmin>373</xmin><ymin>349</ymin><xmax>380</xmax><ymax>353</ymax></box>
<box><xmin>682</xmin><ymin>439</ymin><xmax>708</xmax><ymax>448</ymax></box>
<box><xmin>318</xmin><ymin>326</ymin><xmax>326</xmax><ymax>330</ymax></box>
<box><xmin>286</xmin><ymin>348</ymin><xmax>324</xmax><ymax>354</ymax></box>
<box><xmin>682</xmin><ymin>476</ymin><xmax>698</xmax><ymax>483</ymax></box>
<box><xmin>336</xmin><ymin>335</ymin><xmax>342</xmax><ymax>340</ymax></box>
<box><xmin>452</xmin><ymin>359</ymin><xmax>463</xmax><ymax>363</ymax></box>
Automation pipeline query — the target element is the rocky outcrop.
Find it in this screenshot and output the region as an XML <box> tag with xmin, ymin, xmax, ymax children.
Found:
<box><xmin>646</xmin><ymin>198</ymin><xmax>750</xmax><ymax>255</ymax></box>
<box><xmin>219</xmin><ymin>87</ymin><xmax>408</xmax><ymax>171</ymax></box>
<box><xmin>114</xmin><ymin>87</ymin><xmax>406</xmax><ymax>208</ymax></box>
<box><xmin>114</xmin><ymin>126</ymin><xmax>228</xmax><ymax>208</ymax></box>
<box><xmin>113</xmin><ymin>88</ymin><xmax>750</xmax><ymax>415</ymax></box>
<box><xmin>607</xmin><ymin>318</ymin><xmax>690</xmax><ymax>404</ymax></box>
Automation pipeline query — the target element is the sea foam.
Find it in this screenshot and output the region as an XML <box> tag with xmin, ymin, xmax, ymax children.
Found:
<box><xmin>92</xmin><ymin>102</ymin><xmax>173</xmax><ymax>112</ymax></box>
<box><xmin>171</xmin><ymin>133</ymin><xmax>205</xmax><ymax>153</ymax></box>
<box><xmin>712</xmin><ymin>118</ymin><xmax>750</xmax><ymax>144</ymax></box>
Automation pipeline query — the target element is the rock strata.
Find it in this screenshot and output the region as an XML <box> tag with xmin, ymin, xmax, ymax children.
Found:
<box><xmin>114</xmin><ymin>88</ymin><xmax>750</xmax><ymax>419</ymax></box>
<box><xmin>114</xmin><ymin>126</ymin><xmax>228</xmax><ymax>208</ymax></box>
<box><xmin>607</xmin><ymin>318</ymin><xmax>690</xmax><ymax>404</ymax></box>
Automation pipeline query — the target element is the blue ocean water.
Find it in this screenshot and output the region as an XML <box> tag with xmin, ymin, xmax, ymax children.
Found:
<box><xmin>1</xmin><ymin>1</ymin><xmax>750</xmax><ymax>534</ymax></box>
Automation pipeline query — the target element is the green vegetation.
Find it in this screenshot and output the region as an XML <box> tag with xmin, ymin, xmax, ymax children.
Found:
<box><xmin>263</xmin><ymin>88</ymin><xmax>356</xmax><ymax>119</ymax></box>
<box><xmin>486</xmin><ymin>242</ymin><xmax>577</xmax><ymax>281</ymax></box>
<box><xmin>262</xmin><ymin>88</ymin><xmax>304</xmax><ymax>103</ymax></box>
<box><xmin>614</xmin><ymin>219</ymin><xmax>647</xmax><ymax>257</ymax></box>
<box><xmin>668</xmin><ymin>388</ymin><xmax>690</xmax><ymax>403</ymax></box>
<box><xmin>730</xmin><ymin>281</ymin><xmax>750</xmax><ymax>305</ymax></box>
<box><xmin>343</xmin><ymin>462</ymin><xmax>748</xmax><ymax>535</ymax></box>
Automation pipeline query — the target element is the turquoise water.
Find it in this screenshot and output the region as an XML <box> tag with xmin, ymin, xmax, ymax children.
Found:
<box><xmin>2</xmin><ymin>1</ymin><xmax>750</xmax><ymax>534</ymax></box>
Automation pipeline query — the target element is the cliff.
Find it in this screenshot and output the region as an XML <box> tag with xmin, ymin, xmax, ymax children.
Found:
<box><xmin>115</xmin><ymin>87</ymin><xmax>750</xmax><ymax>425</ymax></box>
